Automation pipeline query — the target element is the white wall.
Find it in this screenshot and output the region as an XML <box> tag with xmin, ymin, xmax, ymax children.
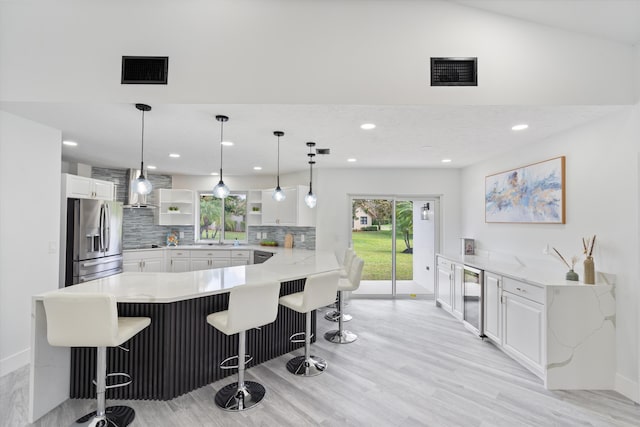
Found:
<box><xmin>0</xmin><ymin>0</ymin><xmax>635</xmax><ymax>106</ymax></box>
<box><xmin>315</xmin><ymin>168</ymin><xmax>461</xmax><ymax>259</ymax></box>
<box><xmin>0</xmin><ymin>111</ymin><xmax>61</xmax><ymax>375</ymax></box>
<box><xmin>460</xmin><ymin>105</ymin><xmax>640</xmax><ymax>401</ymax></box>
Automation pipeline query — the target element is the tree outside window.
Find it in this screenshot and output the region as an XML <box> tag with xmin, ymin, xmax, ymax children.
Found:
<box><xmin>199</xmin><ymin>192</ymin><xmax>247</xmax><ymax>241</ymax></box>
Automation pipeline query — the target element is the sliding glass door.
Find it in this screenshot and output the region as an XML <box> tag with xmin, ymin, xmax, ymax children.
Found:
<box><xmin>351</xmin><ymin>196</ymin><xmax>436</xmax><ymax>297</ymax></box>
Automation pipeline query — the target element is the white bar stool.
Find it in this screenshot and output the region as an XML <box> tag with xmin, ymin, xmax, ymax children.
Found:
<box><xmin>206</xmin><ymin>281</ymin><xmax>281</xmax><ymax>411</ymax></box>
<box><xmin>279</xmin><ymin>271</ymin><xmax>340</xmax><ymax>376</ymax></box>
<box><xmin>325</xmin><ymin>248</ymin><xmax>355</xmax><ymax>312</ymax></box>
<box><xmin>43</xmin><ymin>292</ymin><xmax>151</xmax><ymax>427</ymax></box>
<box><xmin>324</xmin><ymin>257</ymin><xmax>364</xmax><ymax>344</ymax></box>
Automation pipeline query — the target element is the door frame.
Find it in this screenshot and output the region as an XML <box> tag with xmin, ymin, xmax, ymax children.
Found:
<box><xmin>347</xmin><ymin>194</ymin><xmax>442</xmax><ymax>298</ymax></box>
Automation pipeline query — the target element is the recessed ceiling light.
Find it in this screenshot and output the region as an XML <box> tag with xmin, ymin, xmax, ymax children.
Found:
<box><xmin>360</xmin><ymin>123</ymin><xmax>376</xmax><ymax>130</ymax></box>
<box><xmin>210</xmin><ymin>172</ymin><xmax>219</xmax><ymax>176</ymax></box>
<box><xmin>512</xmin><ymin>124</ymin><xmax>529</xmax><ymax>131</ymax></box>
<box><xmin>221</xmin><ymin>141</ymin><xmax>234</xmax><ymax>146</ymax></box>
<box><xmin>441</xmin><ymin>158</ymin><xmax>452</xmax><ymax>163</ymax></box>
<box><xmin>62</xmin><ymin>140</ymin><xmax>78</xmax><ymax>146</ymax></box>
<box><xmin>147</xmin><ymin>165</ymin><xmax>157</xmax><ymax>170</ymax></box>
<box><xmin>253</xmin><ymin>166</ymin><xmax>262</xmax><ymax>171</ymax></box>
<box><xmin>169</xmin><ymin>153</ymin><xmax>180</xmax><ymax>158</ymax></box>
<box><xmin>347</xmin><ymin>158</ymin><xmax>357</xmax><ymax>162</ymax></box>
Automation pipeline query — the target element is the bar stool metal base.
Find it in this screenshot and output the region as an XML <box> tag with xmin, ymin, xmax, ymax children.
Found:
<box><xmin>324</xmin><ymin>310</ymin><xmax>352</xmax><ymax>322</ymax></box>
<box><xmin>214</xmin><ymin>381</ymin><xmax>266</xmax><ymax>412</ymax></box>
<box><xmin>74</xmin><ymin>405</ymin><xmax>135</xmax><ymax>427</ymax></box>
<box><xmin>324</xmin><ymin>329</ymin><xmax>358</xmax><ymax>344</ymax></box>
<box><xmin>286</xmin><ymin>355</ymin><xmax>327</xmax><ymax>377</ymax></box>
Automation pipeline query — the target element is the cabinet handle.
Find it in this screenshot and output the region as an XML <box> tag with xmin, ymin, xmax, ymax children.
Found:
<box><xmin>171</xmin><ymin>259</ymin><xmax>173</xmax><ymax>266</ymax></box>
<box><xmin>501</xmin><ymin>295</ymin><xmax>506</xmax><ymax>304</ymax></box>
<box><xmin>516</xmin><ymin>287</ymin><xmax>527</xmax><ymax>293</ymax></box>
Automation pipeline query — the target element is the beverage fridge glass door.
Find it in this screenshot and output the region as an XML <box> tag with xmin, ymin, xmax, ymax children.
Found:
<box><xmin>463</xmin><ymin>265</ymin><xmax>483</xmax><ymax>336</ymax></box>
<box><xmin>103</xmin><ymin>201</ymin><xmax>123</xmax><ymax>257</ymax></box>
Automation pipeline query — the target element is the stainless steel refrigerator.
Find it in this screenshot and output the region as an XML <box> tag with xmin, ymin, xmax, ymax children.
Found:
<box><xmin>65</xmin><ymin>199</ymin><xmax>123</xmax><ymax>285</ymax></box>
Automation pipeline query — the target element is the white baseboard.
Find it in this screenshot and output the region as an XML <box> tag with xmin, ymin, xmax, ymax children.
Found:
<box><xmin>0</xmin><ymin>348</ymin><xmax>30</xmax><ymax>377</ymax></box>
<box><xmin>615</xmin><ymin>373</ymin><xmax>639</xmax><ymax>403</ymax></box>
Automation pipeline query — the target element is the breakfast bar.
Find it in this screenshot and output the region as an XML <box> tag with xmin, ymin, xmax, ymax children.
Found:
<box><xmin>29</xmin><ymin>249</ymin><xmax>339</xmax><ymax>423</ymax></box>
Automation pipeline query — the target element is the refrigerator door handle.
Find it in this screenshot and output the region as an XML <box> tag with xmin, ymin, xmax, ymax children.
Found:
<box><xmin>104</xmin><ymin>203</ymin><xmax>111</xmax><ymax>252</ymax></box>
<box><xmin>82</xmin><ymin>255</ymin><xmax>124</xmax><ymax>267</ymax></box>
<box><xmin>98</xmin><ymin>204</ymin><xmax>105</xmax><ymax>252</ymax></box>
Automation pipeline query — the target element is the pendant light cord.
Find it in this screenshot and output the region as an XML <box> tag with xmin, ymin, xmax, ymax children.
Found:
<box><xmin>309</xmin><ymin>159</ymin><xmax>313</xmax><ymax>192</ymax></box>
<box><xmin>140</xmin><ymin>109</ymin><xmax>145</xmax><ymax>172</ymax></box>
<box><xmin>276</xmin><ymin>134</ymin><xmax>281</xmax><ymax>187</ymax></box>
<box><xmin>219</xmin><ymin>119</ymin><xmax>224</xmax><ymax>179</ymax></box>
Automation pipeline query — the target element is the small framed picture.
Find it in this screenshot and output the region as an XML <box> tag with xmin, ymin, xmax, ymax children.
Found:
<box><xmin>461</xmin><ymin>238</ymin><xmax>475</xmax><ymax>255</ymax></box>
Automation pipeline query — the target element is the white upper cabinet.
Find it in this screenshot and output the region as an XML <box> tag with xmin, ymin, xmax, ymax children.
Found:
<box><xmin>63</xmin><ymin>173</ymin><xmax>114</xmax><ymax>200</ymax></box>
<box><xmin>261</xmin><ymin>185</ymin><xmax>315</xmax><ymax>226</ymax></box>
<box><xmin>153</xmin><ymin>189</ymin><xmax>194</xmax><ymax>226</ymax></box>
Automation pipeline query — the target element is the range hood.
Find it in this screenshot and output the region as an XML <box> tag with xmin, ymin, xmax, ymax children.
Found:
<box><xmin>124</xmin><ymin>169</ymin><xmax>156</xmax><ymax>208</ymax></box>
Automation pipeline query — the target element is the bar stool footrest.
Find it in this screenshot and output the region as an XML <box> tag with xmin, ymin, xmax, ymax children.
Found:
<box><xmin>74</xmin><ymin>405</ymin><xmax>135</xmax><ymax>426</ymax></box>
<box><xmin>220</xmin><ymin>354</ymin><xmax>253</xmax><ymax>370</ymax></box>
<box><xmin>215</xmin><ymin>381</ymin><xmax>265</xmax><ymax>411</ymax></box>
<box><xmin>289</xmin><ymin>331</ymin><xmax>313</xmax><ymax>344</ymax></box>
<box><xmin>92</xmin><ymin>372</ymin><xmax>133</xmax><ymax>390</ymax></box>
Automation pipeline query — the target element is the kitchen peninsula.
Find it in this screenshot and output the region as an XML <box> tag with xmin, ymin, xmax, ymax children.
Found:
<box><xmin>29</xmin><ymin>249</ymin><xmax>339</xmax><ymax>423</ymax></box>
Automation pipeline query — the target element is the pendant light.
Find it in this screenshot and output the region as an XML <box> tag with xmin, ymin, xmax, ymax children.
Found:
<box><xmin>304</xmin><ymin>142</ymin><xmax>317</xmax><ymax>208</ymax></box>
<box><xmin>212</xmin><ymin>115</ymin><xmax>230</xmax><ymax>198</ymax></box>
<box><xmin>272</xmin><ymin>131</ymin><xmax>286</xmax><ymax>202</ymax></box>
<box><xmin>132</xmin><ymin>103</ymin><xmax>153</xmax><ymax>195</ymax></box>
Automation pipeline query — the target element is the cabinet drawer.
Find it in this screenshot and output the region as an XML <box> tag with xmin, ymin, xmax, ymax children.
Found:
<box><xmin>503</xmin><ymin>277</ymin><xmax>544</xmax><ymax>304</ymax></box>
<box><xmin>437</xmin><ymin>257</ymin><xmax>453</xmax><ymax>269</ymax></box>
<box><xmin>231</xmin><ymin>250</ymin><xmax>250</xmax><ymax>259</ymax></box>
<box><xmin>197</xmin><ymin>250</ymin><xmax>230</xmax><ymax>258</ymax></box>
<box><xmin>169</xmin><ymin>251</ymin><xmax>190</xmax><ymax>258</ymax></box>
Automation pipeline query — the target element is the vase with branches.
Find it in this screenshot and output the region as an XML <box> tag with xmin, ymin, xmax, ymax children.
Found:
<box><xmin>552</xmin><ymin>247</ymin><xmax>580</xmax><ymax>281</ymax></box>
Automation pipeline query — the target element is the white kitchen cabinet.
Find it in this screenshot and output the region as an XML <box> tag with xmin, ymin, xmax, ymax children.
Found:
<box><xmin>123</xmin><ymin>250</ymin><xmax>164</xmax><ymax>272</ymax></box>
<box><xmin>230</xmin><ymin>249</ymin><xmax>251</xmax><ymax>266</ymax></box>
<box><xmin>153</xmin><ymin>189</ymin><xmax>194</xmax><ymax>226</ymax></box>
<box><xmin>190</xmin><ymin>250</ymin><xmax>232</xmax><ymax>271</ymax></box>
<box><xmin>502</xmin><ymin>288</ymin><xmax>544</xmax><ymax>377</ymax></box>
<box><xmin>167</xmin><ymin>250</ymin><xmax>190</xmax><ymax>272</ymax></box>
<box><xmin>483</xmin><ymin>271</ymin><xmax>502</xmax><ymax>344</ymax></box>
<box><xmin>63</xmin><ymin>173</ymin><xmax>114</xmax><ymax>200</ymax></box>
<box><xmin>435</xmin><ymin>257</ymin><xmax>453</xmax><ymax>312</ymax></box>
<box><xmin>261</xmin><ymin>185</ymin><xmax>315</xmax><ymax>226</ymax></box>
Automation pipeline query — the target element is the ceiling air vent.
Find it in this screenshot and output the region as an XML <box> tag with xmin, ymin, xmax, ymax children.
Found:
<box><xmin>316</xmin><ymin>148</ymin><xmax>330</xmax><ymax>155</ymax></box>
<box><xmin>121</xmin><ymin>56</ymin><xmax>169</xmax><ymax>85</ymax></box>
<box><xmin>430</xmin><ymin>57</ymin><xmax>477</xmax><ymax>86</ymax></box>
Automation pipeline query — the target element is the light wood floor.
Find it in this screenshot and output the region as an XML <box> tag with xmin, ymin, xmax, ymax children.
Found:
<box><xmin>2</xmin><ymin>300</ymin><xmax>640</xmax><ymax>426</ymax></box>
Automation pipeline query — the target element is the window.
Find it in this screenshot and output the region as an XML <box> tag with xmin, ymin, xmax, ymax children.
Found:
<box><xmin>198</xmin><ymin>192</ymin><xmax>247</xmax><ymax>242</ymax></box>
<box><xmin>360</xmin><ymin>216</ymin><xmax>368</xmax><ymax>225</ymax></box>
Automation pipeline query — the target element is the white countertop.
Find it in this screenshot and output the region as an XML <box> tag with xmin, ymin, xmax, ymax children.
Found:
<box><xmin>37</xmin><ymin>249</ymin><xmax>339</xmax><ymax>303</ymax></box>
<box><xmin>124</xmin><ymin>244</ymin><xmax>284</xmax><ymax>252</ymax></box>
<box><xmin>437</xmin><ymin>253</ymin><xmax>614</xmax><ymax>288</ymax></box>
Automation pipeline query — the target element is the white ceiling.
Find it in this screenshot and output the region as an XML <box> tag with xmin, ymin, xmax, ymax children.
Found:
<box><xmin>1</xmin><ymin>102</ymin><xmax>623</xmax><ymax>175</ymax></box>
<box><xmin>1</xmin><ymin>0</ymin><xmax>638</xmax><ymax>176</ymax></box>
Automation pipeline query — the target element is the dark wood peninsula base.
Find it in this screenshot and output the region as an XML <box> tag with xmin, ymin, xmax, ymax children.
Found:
<box><xmin>70</xmin><ymin>279</ymin><xmax>313</xmax><ymax>400</ymax></box>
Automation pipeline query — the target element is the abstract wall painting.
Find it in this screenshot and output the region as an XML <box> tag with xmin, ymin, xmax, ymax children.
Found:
<box><xmin>485</xmin><ymin>156</ymin><xmax>565</xmax><ymax>224</ymax></box>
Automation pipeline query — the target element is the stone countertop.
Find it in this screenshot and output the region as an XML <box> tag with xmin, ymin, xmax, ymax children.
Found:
<box><xmin>124</xmin><ymin>244</ymin><xmax>289</xmax><ymax>253</ymax></box>
<box><xmin>37</xmin><ymin>249</ymin><xmax>338</xmax><ymax>303</ymax></box>
<box><xmin>437</xmin><ymin>253</ymin><xmax>614</xmax><ymax>288</ymax></box>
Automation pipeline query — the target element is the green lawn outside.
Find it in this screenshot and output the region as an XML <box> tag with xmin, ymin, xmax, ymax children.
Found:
<box><xmin>200</xmin><ymin>230</ymin><xmax>247</xmax><ymax>241</ymax></box>
<box><xmin>352</xmin><ymin>229</ymin><xmax>413</xmax><ymax>280</ymax></box>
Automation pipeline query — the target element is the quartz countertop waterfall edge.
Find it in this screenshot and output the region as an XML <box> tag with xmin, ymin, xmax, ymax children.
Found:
<box><xmin>36</xmin><ymin>249</ymin><xmax>340</xmax><ymax>303</ymax></box>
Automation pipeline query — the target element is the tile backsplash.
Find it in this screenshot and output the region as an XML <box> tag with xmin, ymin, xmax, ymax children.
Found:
<box><xmin>91</xmin><ymin>167</ymin><xmax>194</xmax><ymax>249</ymax></box>
<box><xmin>90</xmin><ymin>168</ymin><xmax>315</xmax><ymax>250</ymax></box>
<box><xmin>248</xmin><ymin>226</ymin><xmax>316</xmax><ymax>250</ymax></box>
